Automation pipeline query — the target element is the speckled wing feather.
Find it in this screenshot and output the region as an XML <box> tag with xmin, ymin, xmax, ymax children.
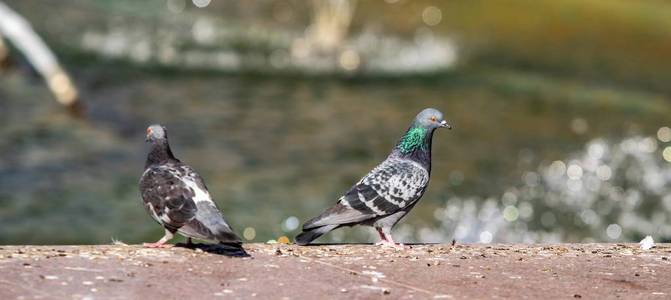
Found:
<box><xmin>305</xmin><ymin>158</ymin><xmax>429</xmax><ymax>228</ymax></box>
<box><xmin>140</xmin><ymin>164</ymin><xmax>198</xmax><ymax>232</ymax></box>
<box><xmin>140</xmin><ymin>164</ymin><xmax>241</xmax><ymax>244</ymax></box>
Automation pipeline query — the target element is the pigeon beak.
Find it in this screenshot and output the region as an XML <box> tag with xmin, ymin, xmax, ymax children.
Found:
<box><xmin>439</xmin><ymin>120</ymin><xmax>452</xmax><ymax>129</ymax></box>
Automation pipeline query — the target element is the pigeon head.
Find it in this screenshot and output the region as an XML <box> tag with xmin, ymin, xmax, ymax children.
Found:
<box><xmin>146</xmin><ymin>124</ymin><xmax>168</xmax><ymax>142</ymax></box>
<box><xmin>412</xmin><ymin>108</ymin><xmax>451</xmax><ymax>130</ymax></box>
<box><xmin>396</xmin><ymin>108</ymin><xmax>451</xmax><ymax>156</ymax></box>
<box><xmin>144</xmin><ymin>124</ymin><xmax>177</xmax><ymax>166</ymax></box>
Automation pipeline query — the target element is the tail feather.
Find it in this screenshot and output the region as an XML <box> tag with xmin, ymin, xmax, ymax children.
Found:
<box><xmin>179</xmin><ymin>219</ymin><xmax>242</xmax><ymax>246</ymax></box>
<box><xmin>303</xmin><ymin>203</ymin><xmax>370</xmax><ymax>230</ymax></box>
<box><xmin>295</xmin><ymin>224</ymin><xmax>338</xmax><ymax>245</ymax></box>
<box><xmin>214</xmin><ymin>242</ymin><xmax>249</xmax><ymax>257</ymax></box>
<box><xmin>216</xmin><ymin>230</ymin><xmax>243</xmax><ymax>246</ymax></box>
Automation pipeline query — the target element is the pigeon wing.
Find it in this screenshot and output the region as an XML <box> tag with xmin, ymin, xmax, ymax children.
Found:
<box><xmin>139</xmin><ymin>165</ymin><xmax>198</xmax><ymax>232</ymax></box>
<box><xmin>173</xmin><ymin>165</ymin><xmax>242</xmax><ymax>244</ymax></box>
<box><xmin>304</xmin><ymin>159</ymin><xmax>429</xmax><ymax>229</ymax></box>
<box><xmin>357</xmin><ymin>158</ymin><xmax>429</xmax><ymax>214</ymax></box>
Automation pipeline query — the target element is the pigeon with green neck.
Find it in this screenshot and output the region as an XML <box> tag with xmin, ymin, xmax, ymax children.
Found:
<box><xmin>296</xmin><ymin>108</ymin><xmax>451</xmax><ymax>249</ymax></box>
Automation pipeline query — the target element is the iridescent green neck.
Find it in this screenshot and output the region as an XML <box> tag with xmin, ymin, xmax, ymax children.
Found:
<box><xmin>398</xmin><ymin>126</ymin><xmax>427</xmax><ymax>154</ymax></box>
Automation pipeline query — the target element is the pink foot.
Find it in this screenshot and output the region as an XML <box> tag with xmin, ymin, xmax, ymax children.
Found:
<box><xmin>375</xmin><ymin>228</ymin><xmax>406</xmax><ymax>250</ymax></box>
<box><xmin>143</xmin><ymin>242</ymin><xmax>172</xmax><ymax>248</ymax></box>
<box><xmin>375</xmin><ymin>240</ymin><xmax>406</xmax><ymax>250</ymax></box>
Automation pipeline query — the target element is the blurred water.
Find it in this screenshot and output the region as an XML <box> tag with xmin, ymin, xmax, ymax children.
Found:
<box><xmin>422</xmin><ymin>136</ymin><xmax>671</xmax><ymax>244</ymax></box>
<box><xmin>4</xmin><ymin>0</ymin><xmax>457</xmax><ymax>76</ymax></box>
<box><xmin>1</xmin><ymin>0</ymin><xmax>670</xmax><ymax>245</ymax></box>
<box><xmin>1</xmin><ymin>64</ymin><xmax>670</xmax><ymax>244</ymax></box>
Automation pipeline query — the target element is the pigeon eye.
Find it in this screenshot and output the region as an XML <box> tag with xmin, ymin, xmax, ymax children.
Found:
<box><xmin>147</xmin><ymin>128</ymin><xmax>152</xmax><ymax>135</ymax></box>
<box><xmin>430</xmin><ymin>116</ymin><xmax>437</xmax><ymax>122</ymax></box>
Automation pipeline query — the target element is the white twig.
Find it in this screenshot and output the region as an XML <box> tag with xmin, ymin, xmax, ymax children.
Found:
<box><xmin>0</xmin><ymin>1</ymin><xmax>79</xmax><ymax>105</ymax></box>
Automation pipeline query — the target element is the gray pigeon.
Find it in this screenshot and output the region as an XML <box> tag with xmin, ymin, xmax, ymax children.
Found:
<box><xmin>295</xmin><ymin>108</ymin><xmax>451</xmax><ymax>248</ymax></box>
<box><xmin>139</xmin><ymin>125</ymin><xmax>242</xmax><ymax>249</ymax></box>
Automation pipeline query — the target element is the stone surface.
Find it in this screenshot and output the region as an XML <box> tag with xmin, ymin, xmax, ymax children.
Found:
<box><xmin>0</xmin><ymin>243</ymin><xmax>669</xmax><ymax>299</ymax></box>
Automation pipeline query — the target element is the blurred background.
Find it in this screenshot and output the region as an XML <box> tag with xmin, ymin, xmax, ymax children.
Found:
<box><xmin>1</xmin><ymin>0</ymin><xmax>670</xmax><ymax>245</ymax></box>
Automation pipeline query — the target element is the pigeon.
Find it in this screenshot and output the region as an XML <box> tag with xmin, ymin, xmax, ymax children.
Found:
<box><xmin>295</xmin><ymin>108</ymin><xmax>451</xmax><ymax>248</ymax></box>
<box><xmin>139</xmin><ymin>124</ymin><xmax>243</xmax><ymax>249</ymax></box>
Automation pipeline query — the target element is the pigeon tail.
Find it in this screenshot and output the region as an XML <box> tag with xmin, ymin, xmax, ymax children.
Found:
<box><xmin>295</xmin><ymin>224</ymin><xmax>338</xmax><ymax>245</ymax></box>
<box><xmin>303</xmin><ymin>202</ymin><xmax>368</xmax><ymax>230</ymax></box>
<box><xmin>178</xmin><ymin>218</ymin><xmax>242</xmax><ymax>246</ymax></box>
<box><xmin>215</xmin><ymin>242</ymin><xmax>249</xmax><ymax>257</ymax></box>
<box><xmin>215</xmin><ymin>230</ymin><xmax>243</xmax><ymax>246</ymax></box>
<box><xmin>207</xmin><ymin>216</ymin><xmax>243</xmax><ymax>245</ymax></box>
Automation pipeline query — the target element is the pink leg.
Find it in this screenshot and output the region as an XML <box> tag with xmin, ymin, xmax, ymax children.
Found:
<box><xmin>374</xmin><ymin>228</ymin><xmax>388</xmax><ymax>246</ymax></box>
<box><xmin>374</xmin><ymin>227</ymin><xmax>405</xmax><ymax>250</ymax></box>
<box><xmin>143</xmin><ymin>229</ymin><xmax>174</xmax><ymax>248</ymax></box>
<box><xmin>384</xmin><ymin>234</ymin><xmax>406</xmax><ymax>250</ymax></box>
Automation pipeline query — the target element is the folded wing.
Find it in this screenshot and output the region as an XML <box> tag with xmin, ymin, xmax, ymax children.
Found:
<box><xmin>304</xmin><ymin>158</ymin><xmax>429</xmax><ymax>229</ymax></box>
<box><xmin>140</xmin><ymin>164</ymin><xmax>241</xmax><ymax>244</ymax></box>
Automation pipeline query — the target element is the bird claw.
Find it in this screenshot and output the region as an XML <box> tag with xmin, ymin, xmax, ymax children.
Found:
<box><xmin>143</xmin><ymin>242</ymin><xmax>172</xmax><ymax>248</ymax></box>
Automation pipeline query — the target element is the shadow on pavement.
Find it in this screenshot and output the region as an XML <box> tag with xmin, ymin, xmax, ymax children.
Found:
<box><xmin>175</xmin><ymin>242</ymin><xmax>250</xmax><ymax>257</ymax></box>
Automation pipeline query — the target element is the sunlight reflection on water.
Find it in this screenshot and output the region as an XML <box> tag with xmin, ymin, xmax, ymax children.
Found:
<box><xmin>410</xmin><ymin>135</ymin><xmax>671</xmax><ymax>244</ymax></box>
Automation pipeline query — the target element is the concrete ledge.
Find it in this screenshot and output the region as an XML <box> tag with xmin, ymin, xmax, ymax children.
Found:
<box><xmin>0</xmin><ymin>243</ymin><xmax>669</xmax><ymax>299</ymax></box>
